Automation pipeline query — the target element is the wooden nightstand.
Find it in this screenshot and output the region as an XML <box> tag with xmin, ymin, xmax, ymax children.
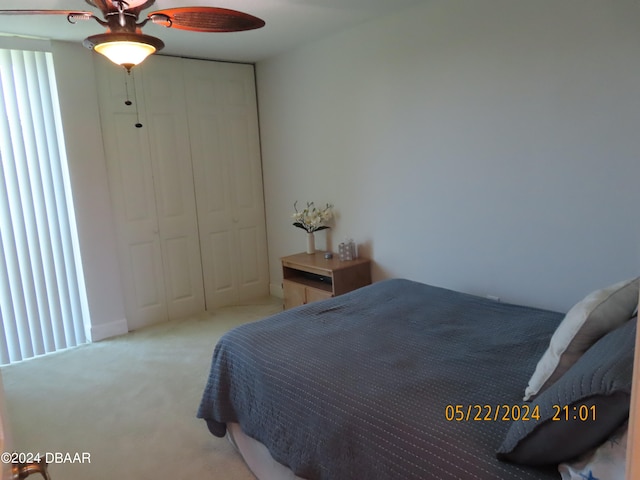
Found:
<box><xmin>281</xmin><ymin>252</ymin><xmax>372</xmax><ymax>310</ymax></box>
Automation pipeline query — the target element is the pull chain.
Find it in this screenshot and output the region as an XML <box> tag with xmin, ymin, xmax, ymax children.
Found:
<box><xmin>123</xmin><ymin>68</ymin><xmax>132</xmax><ymax>106</ymax></box>
<box><xmin>131</xmin><ymin>70</ymin><xmax>143</xmax><ymax>128</ymax></box>
<box><xmin>123</xmin><ymin>67</ymin><xmax>143</xmax><ymax>128</ymax></box>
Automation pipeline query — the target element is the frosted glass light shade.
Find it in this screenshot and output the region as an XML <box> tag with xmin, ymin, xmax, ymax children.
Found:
<box><xmin>84</xmin><ymin>33</ymin><xmax>165</xmax><ymax>71</ymax></box>
<box><xmin>94</xmin><ymin>41</ymin><xmax>157</xmax><ymax>68</ymax></box>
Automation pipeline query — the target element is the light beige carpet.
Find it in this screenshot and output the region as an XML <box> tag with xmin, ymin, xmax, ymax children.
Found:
<box><xmin>0</xmin><ymin>299</ymin><xmax>283</xmax><ymax>480</ymax></box>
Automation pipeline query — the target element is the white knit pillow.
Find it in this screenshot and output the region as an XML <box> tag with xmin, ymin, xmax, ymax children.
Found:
<box><xmin>523</xmin><ymin>277</ymin><xmax>639</xmax><ymax>401</ymax></box>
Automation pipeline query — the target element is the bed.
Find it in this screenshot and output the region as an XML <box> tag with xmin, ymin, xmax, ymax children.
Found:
<box><xmin>197</xmin><ymin>278</ymin><xmax>637</xmax><ymax>479</ymax></box>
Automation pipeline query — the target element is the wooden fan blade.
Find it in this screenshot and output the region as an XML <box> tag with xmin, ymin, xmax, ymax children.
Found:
<box><xmin>0</xmin><ymin>10</ymin><xmax>93</xmax><ymax>16</ymax></box>
<box><xmin>148</xmin><ymin>7</ymin><xmax>265</xmax><ymax>33</ymax></box>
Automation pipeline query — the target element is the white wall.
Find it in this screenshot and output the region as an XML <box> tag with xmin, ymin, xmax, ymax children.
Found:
<box><xmin>256</xmin><ymin>0</ymin><xmax>640</xmax><ymax>312</ymax></box>
<box><xmin>49</xmin><ymin>42</ymin><xmax>127</xmax><ymax>340</ymax></box>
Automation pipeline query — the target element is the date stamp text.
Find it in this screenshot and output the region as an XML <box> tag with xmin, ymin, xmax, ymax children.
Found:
<box><xmin>445</xmin><ymin>404</ymin><xmax>597</xmax><ymax>422</ymax></box>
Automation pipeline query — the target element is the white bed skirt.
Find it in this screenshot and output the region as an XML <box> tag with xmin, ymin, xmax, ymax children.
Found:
<box><xmin>227</xmin><ymin>422</ymin><xmax>305</xmax><ymax>480</ymax></box>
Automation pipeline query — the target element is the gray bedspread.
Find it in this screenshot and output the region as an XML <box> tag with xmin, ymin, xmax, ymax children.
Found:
<box><xmin>197</xmin><ymin>278</ymin><xmax>564</xmax><ymax>479</ymax></box>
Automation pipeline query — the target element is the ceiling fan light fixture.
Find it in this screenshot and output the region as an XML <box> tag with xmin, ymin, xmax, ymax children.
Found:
<box><xmin>84</xmin><ymin>32</ymin><xmax>165</xmax><ymax>71</ymax></box>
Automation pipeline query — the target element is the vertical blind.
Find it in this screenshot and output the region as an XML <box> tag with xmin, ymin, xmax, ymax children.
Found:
<box><xmin>0</xmin><ymin>48</ymin><xmax>88</xmax><ymax>365</ymax></box>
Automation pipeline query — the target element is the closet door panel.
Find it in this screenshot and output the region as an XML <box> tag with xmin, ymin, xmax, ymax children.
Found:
<box><xmin>227</xmin><ymin>109</ymin><xmax>269</xmax><ymax>300</ymax></box>
<box><xmin>192</xmin><ymin>113</ymin><xmax>230</xmax><ymax>215</ymax></box>
<box><xmin>238</xmin><ymin>226</ymin><xmax>261</xmax><ymax>285</ymax></box>
<box><xmin>229</xmin><ymin>116</ymin><xmax>255</xmax><ymax>208</ymax></box>
<box><xmin>149</xmin><ymin>114</ymin><xmax>189</xmax><ymax>217</ymax></box>
<box><xmin>140</xmin><ymin>56</ymin><xmax>205</xmax><ymax>319</ymax></box>
<box><xmin>185</xmin><ymin>60</ymin><xmax>269</xmax><ymax>307</ymax></box>
<box><xmin>207</xmin><ymin>230</ymin><xmax>234</xmax><ymax>294</ymax></box>
<box><xmin>95</xmin><ymin>58</ymin><xmax>167</xmax><ymax>330</ymax></box>
<box><xmin>164</xmin><ymin>236</ymin><xmax>196</xmax><ymax>299</ymax></box>
<box><xmin>115</xmin><ymin>115</ymin><xmax>166</xmax><ymax>319</ymax></box>
<box><xmin>130</xmin><ymin>241</ymin><xmax>165</xmax><ymax>309</ymax></box>
<box><xmin>190</xmin><ymin>110</ymin><xmax>235</xmax><ymax>306</ymax></box>
<box><xmin>115</xmin><ymin>117</ymin><xmax>153</xmax><ymax>222</ymax></box>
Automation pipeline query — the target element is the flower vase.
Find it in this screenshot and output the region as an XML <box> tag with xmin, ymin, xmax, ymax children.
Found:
<box><xmin>306</xmin><ymin>232</ymin><xmax>315</xmax><ymax>254</ymax></box>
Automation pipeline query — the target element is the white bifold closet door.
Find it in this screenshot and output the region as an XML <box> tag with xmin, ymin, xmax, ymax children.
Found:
<box><xmin>96</xmin><ymin>56</ymin><xmax>205</xmax><ymax>330</ymax></box>
<box><xmin>184</xmin><ymin>60</ymin><xmax>268</xmax><ymax>309</ymax></box>
<box><xmin>95</xmin><ymin>55</ymin><xmax>268</xmax><ymax>330</ymax></box>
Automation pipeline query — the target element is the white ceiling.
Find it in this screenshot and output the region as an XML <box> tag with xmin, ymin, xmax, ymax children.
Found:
<box><xmin>0</xmin><ymin>0</ymin><xmax>425</xmax><ymax>63</ymax></box>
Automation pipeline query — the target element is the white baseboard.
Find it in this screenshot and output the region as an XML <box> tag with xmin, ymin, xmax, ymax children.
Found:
<box><xmin>270</xmin><ymin>282</ymin><xmax>283</xmax><ymax>299</ymax></box>
<box><xmin>88</xmin><ymin>318</ymin><xmax>129</xmax><ymax>342</ymax></box>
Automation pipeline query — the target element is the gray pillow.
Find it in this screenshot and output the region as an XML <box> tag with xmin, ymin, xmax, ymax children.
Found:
<box><xmin>497</xmin><ymin>316</ymin><xmax>635</xmax><ymax>466</ymax></box>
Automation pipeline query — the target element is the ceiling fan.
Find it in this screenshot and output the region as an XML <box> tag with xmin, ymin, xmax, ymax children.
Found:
<box><xmin>0</xmin><ymin>0</ymin><xmax>265</xmax><ymax>71</ymax></box>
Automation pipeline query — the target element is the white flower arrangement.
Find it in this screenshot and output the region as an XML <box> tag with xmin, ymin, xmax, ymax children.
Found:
<box><xmin>292</xmin><ymin>201</ymin><xmax>333</xmax><ymax>233</ymax></box>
